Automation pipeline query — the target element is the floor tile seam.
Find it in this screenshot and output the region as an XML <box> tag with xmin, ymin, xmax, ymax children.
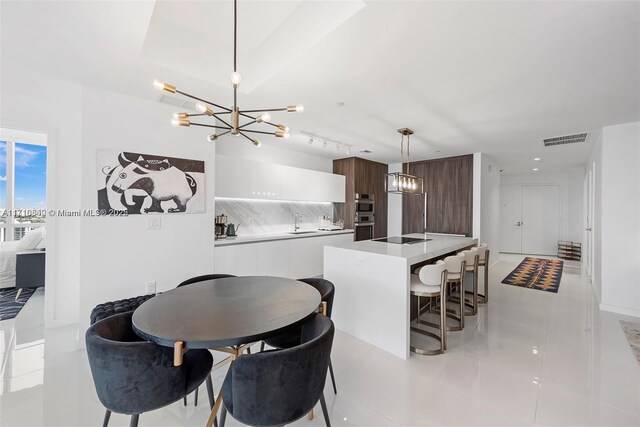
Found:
<box><xmin>425</xmin><ymin>373</ymin><xmax>537</xmax><ymax>425</ymax></box>
<box><xmin>538</xmin><ymin>378</ymin><xmax>640</xmax><ymax>418</ymax></box>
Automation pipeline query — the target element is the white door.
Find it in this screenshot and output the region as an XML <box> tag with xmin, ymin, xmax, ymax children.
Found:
<box><xmin>500</xmin><ymin>185</ymin><xmax>523</xmax><ymax>253</ymax></box>
<box><xmin>521</xmin><ymin>185</ymin><xmax>561</xmax><ymax>255</ymax></box>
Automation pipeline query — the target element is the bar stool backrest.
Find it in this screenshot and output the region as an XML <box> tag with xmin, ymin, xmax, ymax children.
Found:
<box><xmin>418</xmin><ymin>260</ymin><xmax>446</xmax><ymax>287</ymax></box>
<box><xmin>477</xmin><ymin>244</ymin><xmax>488</xmax><ymax>263</ymax></box>
<box><xmin>460</xmin><ymin>247</ymin><xmax>479</xmax><ymax>271</ymax></box>
<box><xmin>443</xmin><ymin>254</ymin><xmax>466</xmax><ymax>280</ymax></box>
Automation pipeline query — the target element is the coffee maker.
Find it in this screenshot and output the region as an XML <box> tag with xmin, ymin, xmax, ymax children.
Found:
<box><xmin>215</xmin><ymin>214</ymin><xmax>228</xmax><ymax>239</ymax></box>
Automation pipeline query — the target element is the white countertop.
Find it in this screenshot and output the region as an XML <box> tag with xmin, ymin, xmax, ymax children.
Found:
<box><xmin>326</xmin><ymin>233</ymin><xmax>477</xmax><ymax>263</ymax></box>
<box><xmin>215</xmin><ymin>229</ymin><xmax>354</xmax><ymax>247</ymax></box>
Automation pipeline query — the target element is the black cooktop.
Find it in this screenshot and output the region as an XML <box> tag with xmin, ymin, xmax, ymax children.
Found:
<box><xmin>373</xmin><ymin>236</ymin><xmax>432</xmax><ymax>244</ymax></box>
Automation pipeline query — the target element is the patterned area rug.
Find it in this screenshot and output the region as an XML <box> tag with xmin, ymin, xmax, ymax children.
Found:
<box><xmin>501</xmin><ymin>257</ymin><xmax>563</xmax><ymax>293</ymax></box>
<box><xmin>0</xmin><ymin>288</ymin><xmax>36</xmax><ymax>321</ymax></box>
<box><xmin>620</xmin><ymin>321</ymin><xmax>640</xmax><ymax>364</ymax></box>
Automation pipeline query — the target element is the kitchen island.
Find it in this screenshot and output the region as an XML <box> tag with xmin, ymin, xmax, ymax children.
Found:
<box><xmin>324</xmin><ymin>233</ymin><xmax>477</xmax><ymax>359</ymax></box>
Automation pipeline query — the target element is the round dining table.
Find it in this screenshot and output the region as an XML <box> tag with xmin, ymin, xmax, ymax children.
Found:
<box><xmin>132</xmin><ymin>275</ymin><xmax>322</xmax><ymax>427</ymax></box>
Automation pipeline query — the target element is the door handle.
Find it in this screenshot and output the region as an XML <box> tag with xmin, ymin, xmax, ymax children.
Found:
<box><xmin>516</xmin><ymin>221</ymin><xmax>522</xmax><ymax>226</ymax></box>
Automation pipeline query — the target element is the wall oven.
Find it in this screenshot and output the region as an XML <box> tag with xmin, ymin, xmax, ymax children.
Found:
<box><xmin>355</xmin><ymin>193</ymin><xmax>375</xmax><ymax>214</ymax></box>
<box><xmin>354</xmin><ymin>222</ymin><xmax>374</xmax><ymax>241</ymax></box>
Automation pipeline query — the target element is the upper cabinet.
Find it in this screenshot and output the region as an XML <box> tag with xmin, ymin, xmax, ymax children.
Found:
<box><xmin>215</xmin><ymin>155</ymin><xmax>345</xmax><ymax>203</ymax></box>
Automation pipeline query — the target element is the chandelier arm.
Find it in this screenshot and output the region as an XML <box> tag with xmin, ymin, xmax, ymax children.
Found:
<box><xmin>216</xmin><ymin>130</ymin><xmax>231</xmax><ymax>138</ymax></box>
<box><xmin>241</xmin><ymin>129</ymin><xmax>278</xmax><ymax>136</ymax></box>
<box><xmin>240</xmin><ymin>108</ymin><xmax>288</xmax><ymax>113</ymax></box>
<box><xmin>239</xmin><ymin>112</ymin><xmax>258</xmax><ymax>120</ymax></box>
<box><xmin>238</xmin><ymin>120</ymin><xmax>258</xmax><ymax>130</ymax></box>
<box><xmin>262</xmin><ymin>121</ymin><xmax>279</xmax><ymax>128</ymax></box>
<box><xmin>239</xmin><ymin>132</ymin><xmax>256</xmax><ymax>143</ymax></box>
<box><xmin>407</xmin><ymin>134</ymin><xmax>410</xmax><ymax>176</ymax></box>
<box><xmin>214</xmin><ymin>116</ymin><xmax>234</xmax><ymax>129</ymax></box>
<box><xmin>189</xmin><ymin>123</ymin><xmax>232</xmax><ymax>130</ymax></box>
<box><xmin>175</xmin><ymin>90</ymin><xmax>232</xmax><ymax>112</ymax></box>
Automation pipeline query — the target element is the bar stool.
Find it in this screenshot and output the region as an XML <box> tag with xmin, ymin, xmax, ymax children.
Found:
<box><xmin>459</xmin><ymin>247</ymin><xmax>480</xmax><ymax>316</ymax></box>
<box><xmin>477</xmin><ymin>244</ymin><xmax>490</xmax><ymax>305</ymax></box>
<box><xmin>410</xmin><ymin>261</ymin><xmax>447</xmax><ymax>355</ymax></box>
<box><xmin>442</xmin><ymin>254</ymin><xmax>466</xmax><ymax>331</ymax></box>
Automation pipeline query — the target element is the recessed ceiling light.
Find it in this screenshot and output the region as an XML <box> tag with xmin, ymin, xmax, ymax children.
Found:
<box><xmin>533</xmin><ymin>168</ymin><xmax>539</xmax><ymax>171</ymax></box>
<box><xmin>534</xmin><ymin>157</ymin><xmax>541</xmax><ymax>161</ymax></box>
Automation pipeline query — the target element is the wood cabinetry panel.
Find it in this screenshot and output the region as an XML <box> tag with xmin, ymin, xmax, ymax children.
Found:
<box><xmin>403</xmin><ymin>155</ymin><xmax>473</xmax><ymax>236</ymax></box>
<box><xmin>333</xmin><ymin>157</ymin><xmax>388</xmax><ymax>238</ymax></box>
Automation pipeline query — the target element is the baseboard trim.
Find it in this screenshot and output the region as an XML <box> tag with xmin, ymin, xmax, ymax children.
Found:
<box><xmin>599</xmin><ymin>303</ymin><xmax>640</xmax><ymax>318</ymax></box>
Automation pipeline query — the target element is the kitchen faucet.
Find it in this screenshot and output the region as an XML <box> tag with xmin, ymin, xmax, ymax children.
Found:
<box><xmin>294</xmin><ymin>212</ymin><xmax>302</xmax><ymax>231</ymax></box>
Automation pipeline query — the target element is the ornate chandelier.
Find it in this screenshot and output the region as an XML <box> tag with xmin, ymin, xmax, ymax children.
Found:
<box><xmin>153</xmin><ymin>0</ymin><xmax>303</xmax><ymax>147</ymax></box>
<box><xmin>385</xmin><ymin>128</ymin><xmax>424</xmax><ymax>194</ymax></box>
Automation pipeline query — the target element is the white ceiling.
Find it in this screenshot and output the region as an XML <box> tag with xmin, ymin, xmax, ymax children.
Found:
<box><xmin>2</xmin><ymin>1</ymin><xmax>639</xmax><ymax>173</ymax></box>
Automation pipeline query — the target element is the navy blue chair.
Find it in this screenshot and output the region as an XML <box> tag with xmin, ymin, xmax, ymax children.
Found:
<box><xmin>220</xmin><ymin>313</ymin><xmax>334</xmax><ymax>427</ymax></box>
<box><xmin>86</xmin><ymin>311</ymin><xmax>214</xmax><ymax>427</ymax></box>
<box><xmin>261</xmin><ymin>278</ymin><xmax>337</xmax><ymax>394</ymax></box>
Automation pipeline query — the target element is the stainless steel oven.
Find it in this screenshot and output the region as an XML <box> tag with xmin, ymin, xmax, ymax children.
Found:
<box><xmin>354</xmin><ymin>221</ymin><xmax>374</xmax><ymax>241</ymax></box>
<box><xmin>355</xmin><ymin>193</ymin><xmax>375</xmax><ymax>214</ymax></box>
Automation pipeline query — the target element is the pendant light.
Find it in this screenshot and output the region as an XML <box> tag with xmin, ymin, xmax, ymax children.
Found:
<box><xmin>385</xmin><ymin>128</ymin><xmax>424</xmax><ymax>194</ymax></box>
<box><xmin>153</xmin><ymin>0</ymin><xmax>303</xmax><ymax>147</ymax></box>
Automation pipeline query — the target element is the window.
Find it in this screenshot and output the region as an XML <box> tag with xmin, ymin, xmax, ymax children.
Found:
<box><xmin>0</xmin><ymin>129</ymin><xmax>47</xmax><ymax>242</ymax></box>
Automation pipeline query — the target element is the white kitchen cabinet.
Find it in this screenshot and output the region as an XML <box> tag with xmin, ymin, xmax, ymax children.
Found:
<box><xmin>250</xmin><ymin>161</ymin><xmax>281</xmax><ymax>199</ymax></box>
<box><xmin>214</xmin><ymin>232</ymin><xmax>354</xmax><ymax>277</ymax></box>
<box><xmin>216</xmin><ymin>155</ymin><xmax>345</xmax><ymax>202</ymax></box>
<box><xmin>215</xmin><ymin>155</ymin><xmax>252</xmax><ymax>199</ymax></box>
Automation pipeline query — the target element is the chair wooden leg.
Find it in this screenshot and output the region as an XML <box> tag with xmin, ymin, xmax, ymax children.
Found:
<box><xmin>320</xmin><ymin>393</ymin><xmax>332</xmax><ymax>427</ymax></box>
<box><xmin>328</xmin><ymin>360</ymin><xmax>337</xmax><ymax>394</ymax></box>
<box><xmin>484</xmin><ymin>262</ymin><xmax>489</xmax><ymax>303</ymax></box>
<box><xmin>220</xmin><ymin>405</ymin><xmax>227</xmax><ymax>427</ymax></box>
<box><xmin>102</xmin><ymin>410</ymin><xmax>111</xmax><ymax>427</ymax></box>
<box><xmin>129</xmin><ymin>414</ymin><xmax>139</xmax><ymax>427</ymax></box>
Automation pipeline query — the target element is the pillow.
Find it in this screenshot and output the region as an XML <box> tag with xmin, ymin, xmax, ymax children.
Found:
<box><xmin>17</xmin><ymin>228</ymin><xmax>44</xmax><ymax>251</ymax></box>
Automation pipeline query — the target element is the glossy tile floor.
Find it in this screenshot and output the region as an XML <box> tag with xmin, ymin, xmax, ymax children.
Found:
<box><xmin>1</xmin><ymin>255</ymin><xmax>639</xmax><ymax>426</ymax></box>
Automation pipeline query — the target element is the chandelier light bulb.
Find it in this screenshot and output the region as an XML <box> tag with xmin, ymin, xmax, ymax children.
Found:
<box><xmin>275</xmin><ymin>130</ymin><xmax>290</xmax><ymax>138</ymax></box>
<box><xmin>392</xmin><ymin>177</ymin><xmax>397</xmax><ymax>187</ymax></box>
<box><xmin>195</xmin><ymin>103</ymin><xmax>214</xmax><ymax>116</ymax></box>
<box><xmin>287</xmin><ymin>104</ymin><xmax>304</xmax><ymax>113</ymax></box>
<box><xmin>207</xmin><ymin>134</ymin><xmax>218</xmax><ymax>142</ymax></box>
<box><xmin>256</xmin><ymin>112</ymin><xmax>271</xmax><ymax>123</ymax></box>
<box><xmin>171</xmin><ymin>118</ymin><xmax>179</xmax><ymax>127</ymax></box>
<box><xmin>230</xmin><ymin>72</ymin><xmax>242</xmax><ymax>85</ymax></box>
<box><xmin>252</xmin><ymin>139</ymin><xmax>261</xmax><ymax>147</ymax></box>
<box><xmin>277</xmin><ymin>124</ymin><xmax>290</xmax><ymax>132</ymax></box>
<box><xmin>153</xmin><ymin>79</ymin><xmax>176</xmax><ymax>93</ymax></box>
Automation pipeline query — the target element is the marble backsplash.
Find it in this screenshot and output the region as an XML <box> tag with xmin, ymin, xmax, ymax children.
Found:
<box><xmin>215</xmin><ymin>199</ymin><xmax>334</xmax><ymax>235</ymax></box>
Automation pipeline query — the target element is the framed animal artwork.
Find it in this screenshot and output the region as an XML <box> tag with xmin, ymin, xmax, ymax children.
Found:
<box><xmin>96</xmin><ymin>151</ymin><xmax>205</xmax><ymax>215</ymax></box>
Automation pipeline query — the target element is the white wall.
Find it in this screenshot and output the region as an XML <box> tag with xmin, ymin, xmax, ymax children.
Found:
<box><xmin>77</xmin><ymin>86</ymin><xmax>216</xmax><ymax>334</ymax></box>
<box><xmin>478</xmin><ymin>154</ymin><xmax>500</xmax><ymax>264</ymax></box>
<box><xmin>598</xmin><ymin>121</ymin><xmax>640</xmax><ymax>317</ymax></box>
<box><xmin>500</xmin><ymin>169</ymin><xmax>584</xmax><ymax>244</ymax></box>
<box><xmin>0</xmin><ymin>70</ymin><xmax>83</xmax><ymax>327</ymax></box>
<box><xmin>216</xmin><ymin>141</ymin><xmax>332</xmax><ymax>173</ymax></box>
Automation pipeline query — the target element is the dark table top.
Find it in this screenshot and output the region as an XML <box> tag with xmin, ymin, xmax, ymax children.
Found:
<box><xmin>132</xmin><ymin>276</ymin><xmax>321</xmax><ymax>349</ymax></box>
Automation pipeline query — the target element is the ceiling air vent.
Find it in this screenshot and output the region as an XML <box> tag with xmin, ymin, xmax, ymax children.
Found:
<box><xmin>543</xmin><ymin>132</ymin><xmax>588</xmax><ymax>147</ymax></box>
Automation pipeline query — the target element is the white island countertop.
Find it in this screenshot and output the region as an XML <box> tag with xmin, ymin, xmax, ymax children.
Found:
<box><xmin>327</xmin><ymin>233</ymin><xmax>477</xmax><ymax>264</ymax></box>
<box><xmin>215</xmin><ymin>229</ymin><xmax>354</xmax><ymax>247</ymax></box>
<box><xmin>324</xmin><ymin>233</ymin><xmax>478</xmax><ymax>359</ymax></box>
